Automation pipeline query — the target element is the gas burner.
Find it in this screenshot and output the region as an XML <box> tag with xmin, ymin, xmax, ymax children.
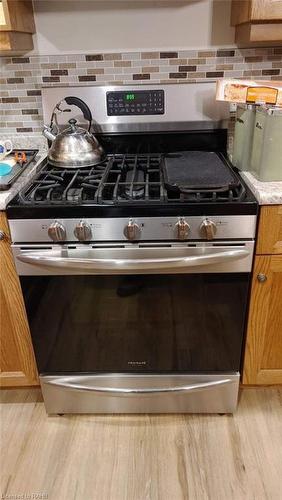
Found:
<box><xmin>20</xmin><ymin>161</ymin><xmax>108</xmax><ymax>205</ymax></box>
<box><xmin>100</xmin><ymin>154</ymin><xmax>163</xmax><ymax>204</ymax></box>
<box><xmin>18</xmin><ymin>152</ymin><xmax>246</xmax><ymax>207</ymax></box>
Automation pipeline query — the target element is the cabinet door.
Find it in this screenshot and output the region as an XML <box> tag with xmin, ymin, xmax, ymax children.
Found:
<box><xmin>251</xmin><ymin>0</ymin><xmax>282</xmax><ymax>21</ymax></box>
<box><xmin>0</xmin><ymin>0</ymin><xmax>35</xmax><ymax>32</ymax></box>
<box><xmin>256</xmin><ymin>206</ymin><xmax>282</xmax><ymax>255</ymax></box>
<box><xmin>0</xmin><ymin>212</ymin><xmax>38</xmax><ymax>387</ymax></box>
<box><xmin>231</xmin><ymin>0</ymin><xmax>282</xmax><ymax>24</ymax></box>
<box><xmin>243</xmin><ymin>255</ymin><xmax>282</xmax><ymax>384</ymax></box>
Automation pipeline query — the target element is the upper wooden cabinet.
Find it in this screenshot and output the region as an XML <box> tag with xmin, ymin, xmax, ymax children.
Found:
<box><xmin>231</xmin><ymin>0</ymin><xmax>282</xmax><ymax>45</ymax></box>
<box><xmin>0</xmin><ymin>211</ymin><xmax>38</xmax><ymax>387</ymax></box>
<box><xmin>0</xmin><ymin>0</ymin><xmax>35</xmax><ymax>54</ymax></box>
<box><xmin>231</xmin><ymin>0</ymin><xmax>282</xmax><ymax>23</ymax></box>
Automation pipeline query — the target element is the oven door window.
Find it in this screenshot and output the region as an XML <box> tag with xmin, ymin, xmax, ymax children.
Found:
<box><xmin>21</xmin><ymin>274</ymin><xmax>250</xmax><ymax>374</ymax></box>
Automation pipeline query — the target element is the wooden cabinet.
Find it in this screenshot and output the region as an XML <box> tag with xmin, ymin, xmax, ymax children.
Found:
<box><xmin>0</xmin><ymin>211</ymin><xmax>38</xmax><ymax>387</ymax></box>
<box><xmin>243</xmin><ymin>206</ymin><xmax>282</xmax><ymax>385</ymax></box>
<box><xmin>256</xmin><ymin>206</ymin><xmax>282</xmax><ymax>255</ymax></box>
<box><xmin>0</xmin><ymin>0</ymin><xmax>35</xmax><ymax>54</ymax></box>
<box><xmin>250</xmin><ymin>0</ymin><xmax>282</xmax><ymax>21</ymax></box>
<box><xmin>231</xmin><ymin>0</ymin><xmax>282</xmax><ymax>23</ymax></box>
<box><xmin>231</xmin><ymin>0</ymin><xmax>282</xmax><ymax>45</ymax></box>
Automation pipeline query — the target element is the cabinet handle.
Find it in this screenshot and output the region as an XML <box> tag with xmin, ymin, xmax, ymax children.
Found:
<box><xmin>257</xmin><ymin>273</ymin><xmax>267</xmax><ymax>283</ymax></box>
<box><xmin>256</xmin><ymin>122</ymin><xmax>263</xmax><ymax>130</ymax></box>
<box><xmin>0</xmin><ymin>230</ymin><xmax>6</xmax><ymax>241</ymax></box>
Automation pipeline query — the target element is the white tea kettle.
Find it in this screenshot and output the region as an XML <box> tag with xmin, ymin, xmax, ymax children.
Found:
<box><xmin>43</xmin><ymin>96</ymin><xmax>104</xmax><ymax>168</ymax></box>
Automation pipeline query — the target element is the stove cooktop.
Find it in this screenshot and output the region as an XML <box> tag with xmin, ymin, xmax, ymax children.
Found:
<box><xmin>17</xmin><ymin>152</ymin><xmax>246</xmax><ymax>206</ymax></box>
<box><xmin>7</xmin><ymin>131</ymin><xmax>258</xmax><ymax>219</ymax></box>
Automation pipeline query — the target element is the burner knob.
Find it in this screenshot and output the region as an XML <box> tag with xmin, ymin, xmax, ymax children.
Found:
<box><xmin>124</xmin><ymin>219</ymin><xmax>141</xmax><ymax>240</ymax></box>
<box><xmin>48</xmin><ymin>221</ymin><xmax>66</xmax><ymax>242</ymax></box>
<box><xmin>200</xmin><ymin>219</ymin><xmax>217</xmax><ymax>240</ymax></box>
<box><xmin>74</xmin><ymin>221</ymin><xmax>92</xmax><ymax>242</ymax></box>
<box><xmin>175</xmin><ymin>218</ymin><xmax>190</xmax><ymax>240</ymax></box>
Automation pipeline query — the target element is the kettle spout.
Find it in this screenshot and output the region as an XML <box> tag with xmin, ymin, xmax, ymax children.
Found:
<box><xmin>42</xmin><ymin>125</ymin><xmax>56</xmax><ymax>142</ymax></box>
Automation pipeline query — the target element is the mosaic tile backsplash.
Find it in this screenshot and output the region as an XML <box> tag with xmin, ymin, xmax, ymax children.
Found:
<box><xmin>0</xmin><ymin>47</ymin><xmax>281</xmax><ymax>135</ymax></box>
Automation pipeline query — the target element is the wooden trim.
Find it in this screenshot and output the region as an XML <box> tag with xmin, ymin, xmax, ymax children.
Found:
<box><xmin>0</xmin><ymin>212</ymin><xmax>38</xmax><ymax>386</ymax></box>
<box><xmin>231</xmin><ymin>0</ymin><xmax>251</xmax><ymax>25</ymax></box>
<box><xmin>257</xmin><ymin>370</ymin><xmax>282</xmax><ymax>384</ymax></box>
<box><xmin>0</xmin><ymin>371</ymin><xmax>39</xmax><ymax>387</ymax></box>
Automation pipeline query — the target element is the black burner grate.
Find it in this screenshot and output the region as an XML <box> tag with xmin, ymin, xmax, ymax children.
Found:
<box><xmin>19</xmin><ymin>162</ymin><xmax>108</xmax><ymax>205</ymax></box>
<box><xmin>98</xmin><ymin>154</ymin><xmax>165</xmax><ymax>204</ymax></box>
<box><xmin>19</xmin><ymin>153</ymin><xmax>246</xmax><ymax>206</ymax></box>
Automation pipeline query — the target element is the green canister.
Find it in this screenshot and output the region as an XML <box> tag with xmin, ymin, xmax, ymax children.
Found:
<box><xmin>251</xmin><ymin>107</ymin><xmax>282</xmax><ymax>181</ymax></box>
<box><xmin>232</xmin><ymin>104</ymin><xmax>256</xmax><ymax>171</ymax></box>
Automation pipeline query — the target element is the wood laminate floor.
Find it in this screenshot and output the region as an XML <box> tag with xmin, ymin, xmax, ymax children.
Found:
<box><xmin>0</xmin><ymin>387</ymin><xmax>281</xmax><ymax>500</ymax></box>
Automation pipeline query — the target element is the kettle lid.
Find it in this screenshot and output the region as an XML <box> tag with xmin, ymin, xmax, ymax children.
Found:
<box><xmin>64</xmin><ymin>118</ymin><xmax>87</xmax><ymax>136</ymax></box>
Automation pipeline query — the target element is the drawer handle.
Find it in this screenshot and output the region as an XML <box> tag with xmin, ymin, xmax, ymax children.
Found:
<box><xmin>257</xmin><ymin>273</ymin><xmax>267</xmax><ymax>283</ymax></box>
<box><xmin>17</xmin><ymin>248</ymin><xmax>250</xmax><ymax>272</ymax></box>
<box><xmin>256</xmin><ymin>122</ymin><xmax>263</xmax><ymax>130</ymax></box>
<box><xmin>46</xmin><ymin>378</ymin><xmax>233</xmax><ymax>395</ymax></box>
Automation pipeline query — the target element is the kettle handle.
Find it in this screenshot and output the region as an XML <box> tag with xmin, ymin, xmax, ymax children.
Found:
<box><xmin>64</xmin><ymin>96</ymin><xmax>92</xmax><ymax>131</ymax></box>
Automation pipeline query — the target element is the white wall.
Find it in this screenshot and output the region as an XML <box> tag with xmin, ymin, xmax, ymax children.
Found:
<box><xmin>32</xmin><ymin>0</ymin><xmax>235</xmax><ymax>54</ymax></box>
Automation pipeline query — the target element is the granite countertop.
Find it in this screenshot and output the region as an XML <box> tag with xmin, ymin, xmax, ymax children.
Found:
<box><xmin>0</xmin><ymin>135</ymin><xmax>47</xmax><ymax>211</ymax></box>
<box><xmin>240</xmin><ymin>171</ymin><xmax>282</xmax><ymax>205</ymax></box>
<box><xmin>0</xmin><ymin>153</ymin><xmax>47</xmax><ymax>210</ymax></box>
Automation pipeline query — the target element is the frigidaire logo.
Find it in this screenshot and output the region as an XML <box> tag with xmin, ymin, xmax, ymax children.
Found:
<box><xmin>127</xmin><ymin>361</ymin><xmax>147</xmax><ymax>366</ymax></box>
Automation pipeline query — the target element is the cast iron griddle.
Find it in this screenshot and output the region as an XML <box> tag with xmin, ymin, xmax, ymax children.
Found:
<box><xmin>163</xmin><ymin>151</ymin><xmax>239</xmax><ymax>193</ymax></box>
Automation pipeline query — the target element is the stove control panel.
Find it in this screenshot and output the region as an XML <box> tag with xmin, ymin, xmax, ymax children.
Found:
<box><xmin>9</xmin><ymin>216</ymin><xmax>257</xmax><ymax>244</ymax></box>
<box><xmin>106</xmin><ymin>90</ymin><xmax>165</xmax><ymax>116</ymax></box>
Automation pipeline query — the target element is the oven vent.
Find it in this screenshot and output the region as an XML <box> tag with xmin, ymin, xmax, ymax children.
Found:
<box><xmin>212</xmin><ymin>243</ymin><xmax>244</xmax><ymax>247</ymax></box>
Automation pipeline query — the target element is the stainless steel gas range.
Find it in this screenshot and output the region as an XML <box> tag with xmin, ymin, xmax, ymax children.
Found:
<box><xmin>7</xmin><ymin>83</ymin><xmax>258</xmax><ymax>414</ymax></box>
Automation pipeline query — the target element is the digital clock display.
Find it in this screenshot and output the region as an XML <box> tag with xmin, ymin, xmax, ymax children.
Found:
<box><xmin>106</xmin><ymin>90</ymin><xmax>164</xmax><ymax>116</ymax></box>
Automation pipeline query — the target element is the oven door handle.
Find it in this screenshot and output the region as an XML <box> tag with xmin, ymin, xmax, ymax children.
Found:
<box><xmin>17</xmin><ymin>248</ymin><xmax>249</xmax><ymax>271</ymax></box>
<box><xmin>46</xmin><ymin>377</ymin><xmax>233</xmax><ymax>395</ymax></box>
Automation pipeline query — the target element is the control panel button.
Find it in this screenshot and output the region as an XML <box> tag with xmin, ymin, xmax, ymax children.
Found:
<box><xmin>74</xmin><ymin>221</ymin><xmax>92</xmax><ymax>242</ymax></box>
<box><xmin>200</xmin><ymin>219</ymin><xmax>217</xmax><ymax>240</ymax></box>
<box><xmin>48</xmin><ymin>221</ymin><xmax>66</xmax><ymax>242</ymax></box>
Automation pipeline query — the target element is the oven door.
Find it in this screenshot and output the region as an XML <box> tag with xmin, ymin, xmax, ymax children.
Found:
<box><xmin>13</xmin><ymin>242</ymin><xmax>253</xmax><ymax>413</ymax></box>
